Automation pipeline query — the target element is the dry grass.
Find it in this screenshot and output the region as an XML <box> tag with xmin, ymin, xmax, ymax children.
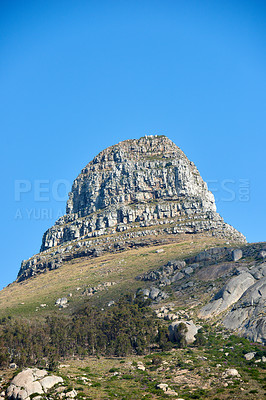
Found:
<box><xmin>0</xmin><ymin>234</ymin><xmax>229</xmax><ymax>318</ymax></box>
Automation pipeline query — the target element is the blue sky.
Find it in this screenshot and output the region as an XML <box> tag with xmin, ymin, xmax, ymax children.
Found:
<box><xmin>0</xmin><ymin>0</ymin><xmax>265</xmax><ymax>288</ymax></box>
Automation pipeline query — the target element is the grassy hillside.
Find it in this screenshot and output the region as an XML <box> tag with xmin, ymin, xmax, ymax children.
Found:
<box><xmin>0</xmin><ymin>234</ymin><xmax>265</xmax><ymax>400</ymax></box>
<box><xmin>0</xmin><ymin>234</ymin><xmax>228</xmax><ymax>318</ymax></box>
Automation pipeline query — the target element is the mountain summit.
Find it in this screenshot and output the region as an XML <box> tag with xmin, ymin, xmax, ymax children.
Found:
<box><xmin>18</xmin><ymin>135</ymin><xmax>245</xmax><ymax>281</ymax></box>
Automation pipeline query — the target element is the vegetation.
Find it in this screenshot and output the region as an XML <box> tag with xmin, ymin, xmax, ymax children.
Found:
<box><xmin>0</xmin><ymin>236</ymin><xmax>264</xmax><ymax>399</ymax></box>
<box><xmin>0</xmin><ymin>296</ymin><xmax>171</xmax><ymax>369</ymax></box>
<box><xmin>0</xmin><ymin>235</ymin><xmax>228</xmax><ymax>319</ymax></box>
<box><xmin>0</xmin><ymin>297</ymin><xmax>265</xmax><ymax>399</ymax></box>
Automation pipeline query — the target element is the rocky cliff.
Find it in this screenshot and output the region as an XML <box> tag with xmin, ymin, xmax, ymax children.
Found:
<box><xmin>18</xmin><ymin>135</ymin><xmax>246</xmax><ymax>281</ymax></box>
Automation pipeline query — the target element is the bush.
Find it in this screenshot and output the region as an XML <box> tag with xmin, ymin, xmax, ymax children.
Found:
<box><xmin>151</xmin><ymin>355</ymin><xmax>163</xmax><ymax>366</ymax></box>
<box><xmin>194</xmin><ymin>329</ymin><xmax>207</xmax><ymax>347</ymax></box>
<box><xmin>175</xmin><ymin>322</ymin><xmax>188</xmax><ymax>348</ymax></box>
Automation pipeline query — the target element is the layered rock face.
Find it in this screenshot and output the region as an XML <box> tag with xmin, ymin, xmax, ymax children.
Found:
<box><xmin>41</xmin><ymin>136</ymin><xmax>244</xmax><ymax>250</ymax></box>
<box><xmin>18</xmin><ymin>136</ymin><xmax>246</xmax><ymax>281</ymax></box>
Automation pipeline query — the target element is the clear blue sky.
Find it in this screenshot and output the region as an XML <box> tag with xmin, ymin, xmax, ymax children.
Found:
<box><xmin>1</xmin><ymin>0</ymin><xmax>265</xmax><ymax>288</ymax></box>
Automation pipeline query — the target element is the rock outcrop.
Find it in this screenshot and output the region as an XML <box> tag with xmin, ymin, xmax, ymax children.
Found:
<box><xmin>136</xmin><ymin>287</ymin><xmax>168</xmax><ymax>302</ymax></box>
<box><xmin>198</xmin><ymin>271</ymin><xmax>256</xmax><ymax>318</ymax></box>
<box><xmin>223</xmin><ymin>275</ymin><xmax>266</xmax><ymax>343</ymax></box>
<box><xmin>198</xmin><ymin>259</ymin><xmax>266</xmax><ymax>344</ymax></box>
<box><xmin>18</xmin><ymin>136</ymin><xmax>245</xmax><ymax>281</ymax></box>
<box><xmin>6</xmin><ymin>368</ymin><xmax>63</xmax><ymax>400</ymax></box>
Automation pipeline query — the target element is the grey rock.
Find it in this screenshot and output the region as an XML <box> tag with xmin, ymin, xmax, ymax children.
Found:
<box><xmin>136</xmin><ymin>287</ymin><xmax>168</xmax><ymax>302</ymax></box>
<box><xmin>171</xmin><ymin>272</ymin><xmax>185</xmax><ymax>282</ymax></box>
<box><xmin>223</xmin><ymin>368</ymin><xmax>239</xmax><ymax>377</ymax></box>
<box><xmin>199</xmin><ymin>272</ymin><xmax>255</xmax><ymax>318</ymax></box>
<box><xmin>65</xmin><ymin>389</ymin><xmax>77</xmax><ymax>398</ymax></box>
<box><xmin>232</xmin><ymin>249</ymin><xmax>243</xmax><ymax>262</ymax></box>
<box><xmin>190</xmin><ymin>263</ymin><xmax>200</xmax><ymax>269</ymax></box>
<box><xmin>137</xmin><ymin>288</ymin><xmax>150</xmax><ymax>298</ymax></box>
<box><xmin>169</xmin><ymin>320</ymin><xmax>201</xmax><ymax>344</ymax></box>
<box><xmin>259</xmin><ymin>250</ymin><xmax>266</xmax><ymax>259</ymax></box>
<box><xmin>149</xmin><ymin>287</ymin><xmax>161</xmax><ymax>300</ymax></box>
<box><xmin>223</xmin><ymin>277</ymin><xmax>266</xmax><ymax>343</ymax></box>
<box><xmin>137</xmin><ymin>259</ymin><xmax>186</xmax><ymax>284</ymax></box>
<box><xmin>187</xmin><ymin>247</ymin><xmax>231</xmax><ymax>264</ymax></box>
<box><xmin>160</xmin><ymin>277</ymin><xmax>172</xmax><ymax>285</ymax></box>
<box><xmin>171</xmin><ymin>260</ymin><xmax>186</xmax><ymax>270</ymax></box>
<box><xmin>244</xmin><ymin>352</ymin><xmax>256</xmax><ymax>361</ymax></box>
<box><xmin>249</xmin><ymin>263</ymin><xmax>266</xmax><ymax>280</ymax></box>
<box><xmin>184</xmin><ymin>266</ymin><xmax>194</xmax><ymax>275</ymax></box>
<box><xmin>182</xmin><ymin>281</ymin><xmax>194</xmax><ymax>289</ymax></box>
<box><xmin>39</xmin><ymin>375</ymin><xmax>63</xmax><ymax>392</ymax></box>
<box><xmin>6</xmin><ymin>368</ymin><xmax>62</xmax><ymax>400</ymax></box>
<box><xmin>235</xmin><ymin>266</ymin><xmax>249</xmax><ymax>274</ymax></box>
<box><xmin>55</xmin><ymin>297</ymin><xmax>68</xmax><ymax>307</ymax></box>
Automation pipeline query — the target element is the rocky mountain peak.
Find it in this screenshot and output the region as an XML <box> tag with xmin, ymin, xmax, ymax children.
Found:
<box><xmin>18</xmin><ymin>135</ymin><xmax>246</xmax><ymax>281</ymax></box>
<box><xmin>65</xmin><ymin>135</ymin><xmax>215</xmax><ymax>218</ymax></box>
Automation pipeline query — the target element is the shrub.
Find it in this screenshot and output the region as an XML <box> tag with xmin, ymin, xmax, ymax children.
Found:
<box><xmin>175</xmin><ymin>322</ymin><xmax>188</xmax><ymax>348</ymax></box>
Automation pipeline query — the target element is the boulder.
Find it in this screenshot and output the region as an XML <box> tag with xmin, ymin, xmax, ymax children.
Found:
<box><xmin>136</xmin><ymin>287</ymin><xmax>168</xmax><ymax>302</ymax></box>
<box><xmin>39</xmin><ymin>375</ymin><xmax>63</xmax><ymax>392</ymax></box>
<box><xmin>171</xmin><ymin>272</ymin><xmax>185</xmax><ymax>282</ymax></box>
<box><xmin>65</xmin><ymin>389</ymin><xmax>77</xmax><ymax>398</ymax></box>
<box><xmin>244</xmin><ymin>352</ymin><xmax>256</xmax><ymax>361</ymax></box>
<box><xmin>259</xmin><ymin>250</ymin><xmax>266</xmax><ymax>259</ymax></box>
<box><xmin>6</xmin><ymin>368</ymin><xmax>63</xmax><ymax>400</ymax></box>
<box><xmin>232</xmin><ymin>249</ymin><xmax>243</xmax><ymax>262</ymax></box>
<box><xmin>169</xmin><ymin>320</ymin><xmax>201</xmax><ymax>344</ymax></box>
<box><xmin>149</xmin><ymin>287</ymin><xmax>161</xmax><ymax>300</ymax></box>
<box><xmin>182</xmin><ymin>281</ymin><xmax>194</xmax><ymax>289</ymax></box>
<box><xmin>55</xmin><ymin>297</ymin><xmax>68</xmax><ymax>307</ymax></box>
<box><xmin>184</xmin><ymin>266</ymin><xmax>194</xmax><ymax>275</ymax></box>
<box><xmin>160</xmin><ymin>277</ymin><xmax>172</xmax><ymax>285</ymax></box>
<box><xmin>199</xmin><ymin>272</ymin><xmax>255</xmax><ymax>318</ymax></box>
<box><xmin>137</xmin><ymin>362</ymin><xmax>145</xmax><ymax>371</ymax></box>
<box><xmin>186</xmin><ymin>247</ymin><xmax>230</xmax><ymax>264</ymax></box>
<box><xmin>157</xmin><ymin>383</ymin><xmax>168</xmax><ymax>392</ymax></box>
<box><xmin>249</xmin><ymin>263</ymin><xmax>266</xmax><ymax>280</ymax></box>
<box><xmin>224</xmin><ymin>368</ymin><xmax>239</xmax><ymax>377</ymax></box>
<box><xmin>138</xmin><ymin>288</ymin><xmax>150</xmax><ymax>298</ymax></box>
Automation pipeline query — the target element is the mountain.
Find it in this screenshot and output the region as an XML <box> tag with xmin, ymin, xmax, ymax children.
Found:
<box><xmin>18</xmin><ymin>135</ymin><xmax>245</xmax><ymax>281</ymax></box>
<box><xmin>13</xmin><ymin>135</ymin><xmax>264</xmax><ymax>344</ymax></box>
<box><xmin>0</xmin><ymin>136</ymin><xmax>265</xmax><ymax>400</ymax></box>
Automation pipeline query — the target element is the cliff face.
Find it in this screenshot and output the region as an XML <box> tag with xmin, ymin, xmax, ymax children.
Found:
<box><xmin>40</xmin><ymin>136</ymin><xmax>244</xmax><ymax>251</ymax></box>
<box><xmin>18</xmin><ymin>136</ymin><xmax>246</xmax><ymax>281</ymax></box>
<box><xmin>65</xmin><ymin>136</ymin><xmax>215</xmax><ymax>217</ymax></box>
